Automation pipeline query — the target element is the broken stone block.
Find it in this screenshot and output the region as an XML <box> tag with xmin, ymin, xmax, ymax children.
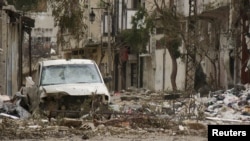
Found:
<box><xmin>60</xmin><ymin>118</ymin><xmax>83</xmax><ymax>127</ymax></box>
<box><xmin>0</xmin><ymin>95</ymin><xmax>10</xmax><ymax>101</ymax></box>
<box><xmin>182</xmin><ymin>120</ymin><xmax>207</xmax><ymax>130</ymax></box>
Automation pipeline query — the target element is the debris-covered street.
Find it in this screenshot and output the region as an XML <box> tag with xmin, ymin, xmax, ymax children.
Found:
<box><xmin>1</xmin><ymin>84</ymin><xmax>250</xmax><ymax>140</ymax></box>
<box><xmin>2</xmin><ymin>0</ymin><xmax>250</xmax><ymax>140</ymax></box>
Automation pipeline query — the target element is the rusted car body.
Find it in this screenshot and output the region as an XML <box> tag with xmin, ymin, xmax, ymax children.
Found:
<box><xmin>24</xmin><ymin>59</ymin><xmax>111</xmax><ymax>117</ymax></box>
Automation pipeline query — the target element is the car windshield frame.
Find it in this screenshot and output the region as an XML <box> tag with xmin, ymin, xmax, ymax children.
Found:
<box><xmin>40</xmin><ymin>63</ymin><xmax>102</xmax><ymax>86</ymax></box>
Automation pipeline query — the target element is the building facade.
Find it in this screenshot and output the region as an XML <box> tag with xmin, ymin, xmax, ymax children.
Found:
<box><xmin>0</xmin><ymin>0</ymin><xmax>34</xmax><ymax>96</ymax></box>
<box><xmin>114</xmin><ymin>0</ymin><xmax>250</xmax><ymax>92</ymax></box>
<box><xmin>1</xmin><ymin>0</ymin><xmax>245</xmax><ymax>95</ymax></box>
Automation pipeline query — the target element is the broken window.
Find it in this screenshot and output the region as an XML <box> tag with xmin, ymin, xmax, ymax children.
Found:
<box><xmin>41</xmin><ymin>64</ymin><xmax>102</xmax><ymax>85</ymax></box>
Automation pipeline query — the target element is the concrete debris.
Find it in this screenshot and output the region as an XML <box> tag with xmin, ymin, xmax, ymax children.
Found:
<box><xmin>1</xmin><ymin>85</ymin><xmax>250</xmax><ymax>140</ymax></box>
<box><xmin>60</xmin><ymin>118</ymin><xmax>83</xmax><ymax>127</ymax></box>
<box><xmin>0</xmin><ymin>95</ymin><xmax>10</xmax><ymax>101</ymax></box>
<box><xmin>182</xmin><ymin>120</ymin><xmax>207</xmax><ymax>130</ymax></box>
<box><xmin>204</xmin><ymin>86</ymin><xmax>250</xmax><ymax>122</ymax></box>
<box><xmin>0</xmin><ymin>93</ymin><xmax>31</xmax><ymax>119</ymax></box>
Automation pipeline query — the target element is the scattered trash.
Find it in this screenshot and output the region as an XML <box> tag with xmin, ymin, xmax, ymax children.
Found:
<box><xmin>1</xmin><ymin>85</ymin><xmax>250</xmax><ymax>140</ymax></box>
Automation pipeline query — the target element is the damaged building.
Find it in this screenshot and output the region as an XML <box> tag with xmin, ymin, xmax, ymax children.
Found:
<box><xmin>0</xmin><ymin>0</ymin><xmax>34</xmax><ymax>97</ymax></box>
<box><xmin>114</xmin><ymin>0</ymin><xmax>250</xmax><ymax>93</ymax></box>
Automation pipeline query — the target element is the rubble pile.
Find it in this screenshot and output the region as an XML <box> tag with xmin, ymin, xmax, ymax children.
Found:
<box><xmin>204</xmin><ymin>85</ymin><xmax>250</xmax><ymax>123</ymax></box>
<box><xmin>0</xmin><ymin>94</ymin><xmax>31</xmax><ymax>119</ymax></box>
<box><xmin>1</xmin><ymin>85</ymin><xmax>250</xmax><ymax>140</ymax></box>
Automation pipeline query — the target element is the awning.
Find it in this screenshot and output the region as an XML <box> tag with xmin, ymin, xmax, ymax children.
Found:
<box><xmin>4</xmin><ymin>6</ymin><xmax>34</xmax><ymax>32</ymax></box>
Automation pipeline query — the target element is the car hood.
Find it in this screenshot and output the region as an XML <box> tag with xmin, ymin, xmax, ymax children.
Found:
<box><xmin>40</xmin><ymin>83</ymin><xmax>110</xmax><ymax>97</ymax></box>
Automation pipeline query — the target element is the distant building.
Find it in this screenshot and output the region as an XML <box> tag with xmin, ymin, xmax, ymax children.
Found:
<box><xmin>22</xmin><ymin>2</ymin><xmax>58</xmax><ymax>78</ymax></box>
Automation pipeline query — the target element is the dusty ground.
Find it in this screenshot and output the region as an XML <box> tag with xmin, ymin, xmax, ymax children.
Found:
<box><xmin>8</xmin><ymin>135</ymin><xmax>207</xmax><ymax>141</ymax></box>
<box><xmin>4</xmin><ymin>86</ymin><xmax>250</xmax><ymax>141</ymax></box>
<box><xmin>44</xmin><ymin>134</ymin><xmax>208</xmax><ymax>141</ymax></box>
<box><xmin>0</xmin><ymin>116</ymin><xmax>208</xmax><ymax>141</ymax></box>
<box><xmin>5</xmin><ymin>128</ymin><xmax>207</xmax><ymax>141</ymax></box>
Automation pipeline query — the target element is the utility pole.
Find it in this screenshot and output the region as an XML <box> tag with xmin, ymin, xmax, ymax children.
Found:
<box><xmin>107</xmin><ymin>4</ymin><xmax>113</xmax><ymax>90</ymax></box>
<box><xmin>107</xmin><ymin>4</ymin><xmax>112</xmax><ymax>77</ymax></box>
<box><xmin>185</xmin><ymin>0</ymin><xmax>197</xmax><ymax>93</ymax></box>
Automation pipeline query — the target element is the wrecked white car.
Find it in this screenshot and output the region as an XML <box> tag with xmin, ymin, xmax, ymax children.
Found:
<box><xmin>22</xmin><ymin>59</ymin><xmax>111</xmax><ymax>117</ymax></box>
